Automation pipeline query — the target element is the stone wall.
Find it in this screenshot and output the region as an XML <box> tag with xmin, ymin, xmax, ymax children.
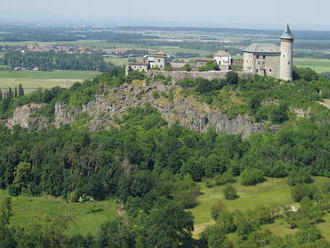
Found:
<box><xmin>147</xmin><ymin>70</ymin><xmax>252</xmax><ymax>82</ymax></box>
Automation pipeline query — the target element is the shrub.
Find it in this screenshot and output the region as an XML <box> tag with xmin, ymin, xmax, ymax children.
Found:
<box><xmin>291</xmin><ymin>184</ymin><xmax>319</xmax><ymax>202</ymax></box>
<box><xmin>240</xmin><ymin>168</ymin><xmax>265</xmax><ymax>186</ymax></box>
<box><xmin>223</xmin><ymin>185</ymin><xmax>238</xmax><ymax>200</ymax></box>
<box><xmin>182</xmin><ymin>64</ymin><xmax>192</xmax><ymax>71</ymax></box>
<box><xmin>211</xmin><ymin>200</ymin><xmax>226</xmax><ymax>221</ymax></box>
<box><xmin>214</xmin><ymin>171</ymin><xmax>235</xmax><ymax>186</ymax></box>
<box><xmin>225</xmin><ymin>71</ymin><xmax>239</xmax><ymax>85</ymax></box>
<box><xmin>288</xmin><ymin>169</ymin><xmax>313</xmax><ymax>186</ymax></box>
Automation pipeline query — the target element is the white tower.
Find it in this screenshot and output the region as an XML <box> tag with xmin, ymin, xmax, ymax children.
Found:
<box><xmin>280</xmin><ymin>24</ymin><xmax>294</xmax><ymax>81</ymax></box>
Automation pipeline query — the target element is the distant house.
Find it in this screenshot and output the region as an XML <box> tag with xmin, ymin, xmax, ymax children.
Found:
<box><xmin>214</xmin><ymin>50</ymin><xmax>232</xmax><ymax>71</ymax></box>
<box><xmin>125</xmin><ymin>50</ymin><xmax>168</xmax><ymax>75</ymax></box>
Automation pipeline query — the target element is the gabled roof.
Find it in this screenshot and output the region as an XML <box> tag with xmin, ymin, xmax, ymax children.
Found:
<box><xmin>244</xmin><ymin>43</ymin><xmax>280</xmax><ymax>53</ymax></box>
<box><xmin>154</xmin><ymin>50</ymin><xmax>167</xmax><ymax>57</ymax></box>
<box><xmin>281</xmin><ymin>24</ymin><xmax>294</xmax><ymax>40</ymax></box>
<box><xmin>214</xmin><ymin>50</ymin><xmax>230</xmax><ymax>57</ymax></box>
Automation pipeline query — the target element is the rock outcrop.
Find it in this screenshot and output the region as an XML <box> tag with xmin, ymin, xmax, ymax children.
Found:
<box><xmin>6</xmin><ymin>103</ymin><xmax>50</xmax><ymax>130</ymax></box>
<box><xmin>6</xmin><ymin>81</ymin><xmax>266</xmax><ymax>137</ymax></box>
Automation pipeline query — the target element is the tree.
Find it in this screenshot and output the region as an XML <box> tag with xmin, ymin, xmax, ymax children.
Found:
<box><xmin>182</xmin><ymin>63</ymin><xmax>192</xmax><ymax>71</ymax></box>
<box><xmin>223</xmin><ymin>185</ymin><xmax>238</xmax><ymax>200</ymax></box>
<box><xmin>288</xmin><ymin>169</ymin><xmax>313</xmax><ymax>186</ymax></box>
<box><xmin>198</xmin><ymin>61</ymin><xmax>219</xmax><ymax>71</ymax></box>
<box><xmin>136</xmin><ymin>199</ymin><xmax>194</xmax><ymax>247</ymax></box>
<box><xmin>97</xmin><ymin>218</ymin><xmax>135</xmax><ymax>248</ymax></box>
<box><xmin>291</xmin><ymin>184</ymin><xmax>318</xmax><ymax>202</ymax></box>
<box><xmin>0</xmin><ymin>198</ymin><xmax>15</xmax><ymax>248</ymax></box>
<box><xmin>270</xmin><ymin>104</ymin><xmax>289</xmax><ymax>124</ymax></box>
<box><xmin>18</xmin><ymin>84</ymin><xmax>24</xmax><ymax>97</ymax></box>
<box><xmin>240</xmin><ymin>168</ymin><xmax>265</xmax><ymax>186</ymax></box>
<box><xmin>10</xmin><ymin>162</ymin><xmax>33</xmax><ymax>195</ymax></box>
<box><xmin>225</xmin><ymin>71</ymin><xmax>239</xmax><ymax>85</ymax></box>
<box><xmin>201</xmin><ymin>225</ymin><xmax>233</xmax><ymax>248</ymax></box>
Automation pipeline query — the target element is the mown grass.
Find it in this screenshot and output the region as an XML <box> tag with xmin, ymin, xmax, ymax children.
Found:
<box><xmin>192</xmin><ymin>177</ymin><xmax>330</xmax><ymax>237</ymax></box>
<box><xmin>104</xmin><ymin>57</ymin><xmax>129</xmax><ymax>66</ymax></box>
<box><xmin>0</xmin><ymin>70</ymin><xmax>101</xmax><ymax>79</ymax></box>
<box><xmin>0</xmin><ymin>190</ymin><xmax>117</xmax><ymax>237</ymax></box>
<box><xmin>0</xmin><ymin>70</ymin><xmax>101</xmax><ymax>94</ymax></box>
<box><xmin>295</xmin><ymin>58</ymin><xmax>330</xmax><ymax>73</ymax></box>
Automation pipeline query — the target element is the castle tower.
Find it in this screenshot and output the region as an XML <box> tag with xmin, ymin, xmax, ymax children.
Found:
<box><xmin>279</xmin><ymin>24</ymin><xmax>294</xmax><ymax>81</ymax></box>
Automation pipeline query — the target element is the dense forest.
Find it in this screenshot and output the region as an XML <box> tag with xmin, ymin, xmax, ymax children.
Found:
<box><xmin>1</xmin><ymin>68</ymin><xmax>330</xmax><ymax>247</ymax></box>
<box><xmin>1</xmin><ymin>51</ymin><xmax>114</xmax><ymax>72</ymax></box>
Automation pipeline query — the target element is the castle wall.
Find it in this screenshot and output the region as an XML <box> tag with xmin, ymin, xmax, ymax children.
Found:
<box><xmin>243</xmin><ymin>52</ymin><xmax>280</xmax><ymax>78</ymax></box>
<box><xmin>147</xmin><ymin>70</ymin><xmax>253</xmax><ymax>82</ymax></box>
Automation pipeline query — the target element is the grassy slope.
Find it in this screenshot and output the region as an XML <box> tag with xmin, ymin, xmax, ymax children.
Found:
<box><xmin>191</xmin><ymin>177</ymin><xmax>330</xmax><ymax>237</ymax></box>
<box><xmin>0</xmin><ymin>190</ymin><xmax>117</xmax><ymax>237</ymax></box>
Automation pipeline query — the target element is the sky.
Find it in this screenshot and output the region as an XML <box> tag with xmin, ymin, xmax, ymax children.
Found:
<box><xmin>1</xmin><ymin>0</ymin><xmax>329</xmax><ymax>30</ymax></box>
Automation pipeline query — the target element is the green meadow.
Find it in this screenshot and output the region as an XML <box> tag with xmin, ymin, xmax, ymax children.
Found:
<box><xmin>1</xmin><ymin>176</ymin><xmax>330</xmax><ymax>240</ymax></box>
<box><xmin>0</xmin><ymin>70</ymin><xmax>101</xmax><ymax>94</ymax></box>
<box><xmin>0</xmin><ymin>190</ymin><xmax>117</xmax><ymax>237</ymax></box>
<box><xmin>191</xmin><ymin>177</ymin><xmax>330</xmax><ymax>237</ymax></box>
<box><xmin>295</xmin><ymin>58</ymin><xmax>330</xmax><ymax>73</ymax></box>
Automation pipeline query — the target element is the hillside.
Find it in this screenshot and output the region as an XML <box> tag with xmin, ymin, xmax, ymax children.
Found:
<box><xmin>1</xmin><ymin>68</ymin><xmax>330</xmax><ymax>247</ymax></box>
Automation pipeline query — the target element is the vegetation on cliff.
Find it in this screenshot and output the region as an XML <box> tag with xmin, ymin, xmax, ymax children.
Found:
<box><xmin>1</xmin><ymin>67</ymin><xmax>330</xmax><ymax>247</ymax></box>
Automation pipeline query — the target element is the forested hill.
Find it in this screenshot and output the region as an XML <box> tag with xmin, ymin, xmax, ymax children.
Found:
<box><xmin>1</xmin><ymin>68</ymin><xmax>330</xmax><ymax>247</ymax></box>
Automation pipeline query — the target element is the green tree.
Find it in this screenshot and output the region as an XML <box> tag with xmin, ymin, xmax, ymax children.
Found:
<box><xmin>225</xmin><ymin>71</ymin><xmax>239</xmax><ymax>85</ymax></box>
<box><xmin>182</xmin><ymin>63</ymin><xmax>192</xmax><ymax>71</ymax></box>
<box><xmin>240</xmin><ymin>168</ymin><xmax>265</xmax><ymax>186</ymax></box>
<box><xmin>223</xmin><ymin>185</ymin><xmax>238</xmax><ymax>200</ymax></box>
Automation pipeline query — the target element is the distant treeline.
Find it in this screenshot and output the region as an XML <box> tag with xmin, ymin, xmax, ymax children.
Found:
<box><xmin>1</xmin><ymin>51</ymin><xmax>114</xmax><ymax>72</ymax></box>
<box><xmin>0</xmin><ymin>26</ymin><xmax>156</xmax><ymax>42</ymax></box>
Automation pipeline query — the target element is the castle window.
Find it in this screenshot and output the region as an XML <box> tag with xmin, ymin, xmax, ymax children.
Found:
<box><xmin>269</xmin><ymin>69</ymin><xmax>272</xmax><ymax>72</ymax></box>
<box><xmin>256</xmin><ymin>55</ymin><xmax>260</xmax><ymax>59</ymax></box>
<box><xmin>263</xmin><ymin>55</ymin><xmax>266</xmax><ymax>59</ymax></box>
<box><xmin>158</xmin><ymin>59</ymin><xmax>161</xmax><ymax>62</ymax></box>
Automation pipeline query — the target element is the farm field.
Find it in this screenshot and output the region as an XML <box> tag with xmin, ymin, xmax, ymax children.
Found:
<box><xmin>191</xmin><ymin>177</ymin><xmax>330</xmax><ymax>238</ymax></box>
<box><xmin>104</xmin><ymin>57</ymin><xmax>129</xmax><ymax>66</ymax></box>
<box><xmin>0</xmin><ymin>70</ymin><xmax>101</xmax><ymax>94</ymax></box>
<box><xmin>295</xmin><ymin>58</ymin><xmax>330</xmax><ymax>73</ymax></box>
<box><xmin>0</xmin><ymin>190</ymin><xmax>117</xmax><ymax>237</ymax></box>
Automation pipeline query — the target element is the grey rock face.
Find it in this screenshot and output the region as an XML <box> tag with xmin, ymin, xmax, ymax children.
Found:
<box><xmin>6</xmin><ymin>82</ymin><xmax>266</xmax><ymax>137</ymax></box>
<box><xmin>6</xmin><ymin>103</ymin><xmax>50</xmax><ymax>131</ymax></box>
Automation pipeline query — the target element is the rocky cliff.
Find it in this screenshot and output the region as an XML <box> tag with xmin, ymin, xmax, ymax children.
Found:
<box><xmin>6</xmin><ymin>81</ymin><xmax>266</xmax><ymax>137</ymax></box>
<box><xmin>6</xmin><ymin>103</ymin><xmax>50</xmax><ymax>130</ymax></box>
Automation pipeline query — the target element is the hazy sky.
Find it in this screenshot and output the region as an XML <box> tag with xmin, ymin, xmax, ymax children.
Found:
<box><xmin>1</xmin><ymin>0</ymin><xmax>329</xmax><ymax>29</ymax></box>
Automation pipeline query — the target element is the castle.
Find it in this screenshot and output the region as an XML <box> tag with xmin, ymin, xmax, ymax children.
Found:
<box><xmin>126</xmin><ymin>25</ymin><xmax>294</xmax><ymax>81</ymax></box>
<box><xmin>243</xmin><ymin>25</ymin><xmax>294</xmax><ymax>81</ymax></box>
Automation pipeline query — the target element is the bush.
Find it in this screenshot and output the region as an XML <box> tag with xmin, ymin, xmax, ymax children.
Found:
<box><xmin>214</xmin><ymin>171</ymin><xmax>236</xmax><ymax>186</ymax></box>
<box><xmin>223</xmin><ymin>185</ymin><xmax>238</xmax><ymax>200</ymax></box>
<box><xmin>291</xmin><ymin>184</ymin><xmax>319</xmax><ymax>202</ymax></box>
<box><xmin>211</xmin><ymin>200</ymin><xmax>226</xmax><ymax>221</ymax></box>
<box><xmin>240</xmin><ymin>168</ymin><xmax>265</xmax><ymax>186</ymax></box>
<box><xmin>225</xmin><ymin>71</ymin><xmax>239</xmax><ymax>85</ymax></box>
<box><xmin>288</xmin><ymin>169</ymin><xmax>313</xmax><ymax>186</ymax></box>
<box><xmin>182</xmin><ymin>64</ymin><xmax>192</xmax><ymax>71</ymax></box>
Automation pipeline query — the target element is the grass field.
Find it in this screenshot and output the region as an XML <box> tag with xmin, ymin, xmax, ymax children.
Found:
<box><xmin>0</xmin><ymin>190</ymin><xmax>117</xmax><ymax>236</ymax></box>
<box><xmin>295</xmin><ymin>58</ymin><xmax>330</xmax><ymax>73</ymax></box>
<box><xmin>191</xmin><ymin>177</ymin><xmax>330</xmax><ymax>237</ymax></box>
<box><xmin>104</xmin><ymin>57</ymin><xmax>129</xmax><ymax>66</ymax></box>
<box><xmin>0</xmin><ymin>70</ymin><xmax>101</xmax><ymax>94</ymax></box>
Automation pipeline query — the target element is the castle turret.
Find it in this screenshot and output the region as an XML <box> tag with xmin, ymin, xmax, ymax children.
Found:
<box><xmin>280</xmin><ymin>24</ymin><xmax>294</xmax><ymax>81</ymax></box>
